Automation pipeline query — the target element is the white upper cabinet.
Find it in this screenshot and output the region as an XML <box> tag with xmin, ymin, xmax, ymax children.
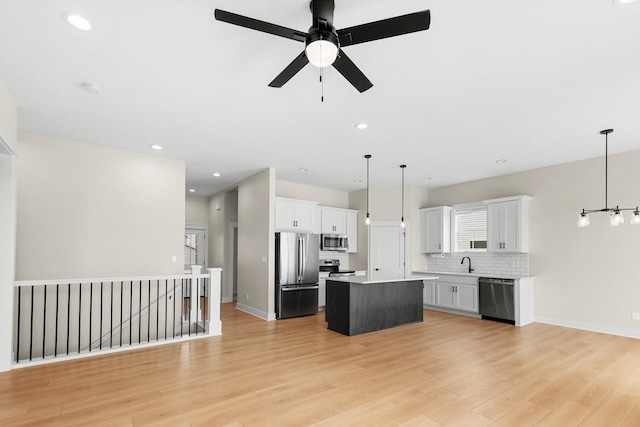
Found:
<box><xmin>485</xmin><ymin>196</ymin><xmax>531</xmax><ymax>253</ymax></box>
<box><xmin>317</xmin><ymin>206</ymin><xmax>358</xmax><ymax>253</ymax></box>
<box><xmin>320</xmin><ymin>208</ymin><xmax>347</xmax><ymax>234</ymax></box>
<box><xmin>420</xmin><ymin>206</ymin><xmax>452</xmax><ymax>253</ymax></box>
<box><xmin>275</xmin><ymin>197</ymin><xmax>317</xmax><ymax>232</ymax></box>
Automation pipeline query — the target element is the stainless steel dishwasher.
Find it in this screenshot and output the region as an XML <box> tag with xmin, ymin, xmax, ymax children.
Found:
<box><xmin>479</xmin><ymin>277</ymin><xmax>515</xmax><ymax>324</ymax></box>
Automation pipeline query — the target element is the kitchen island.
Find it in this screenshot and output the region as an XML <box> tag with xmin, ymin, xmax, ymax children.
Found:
<box><xmin>325</xmin><ymin>276</ymin><xmax>438</xmax><ymax>336</ymax></box>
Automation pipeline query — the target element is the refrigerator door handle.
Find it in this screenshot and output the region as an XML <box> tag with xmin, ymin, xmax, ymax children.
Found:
<box><xmin>297</xmin><ymin>236</ymin><xmax>303</xmax><ymax>283</ymax></box>
<box><xmin>281</xmin><ymin>285</ymin><xmax>319</xmax><ymax>291</ymax></box>
<box><xmin>300</xmin><ymin>235</ymin><xmax>306</xmax><ymax>282</ymax></box>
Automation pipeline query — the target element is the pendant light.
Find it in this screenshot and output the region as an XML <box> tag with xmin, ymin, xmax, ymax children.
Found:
<box><xmin>400</xmin><ymin>164</ymin><xmax>406</xmax><ymax>228</ymax></box>
<box><xmin>365</xmin><ymin>154</ymin><xmax>372</xmax><ymax>226</ymax></box>
<box><xmin>578</xmin><ymin>129</ymin><xmax>640</xmax><ymax>227</ymax></box>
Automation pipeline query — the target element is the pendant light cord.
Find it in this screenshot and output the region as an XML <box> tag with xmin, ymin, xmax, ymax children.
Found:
<box><xmin>365</xmin><ymin>154</ymin><xmax>371</xmax><ymax>223</ymax></box>
<box><xmin>605</xmin><ymin>131</ymin><xmax>608</xmax><ymax>209</ymax></box>
<box><xmin>400</xmin><ymin>165</ymin><xmax>406</xmax><ymax>222</ymax></box>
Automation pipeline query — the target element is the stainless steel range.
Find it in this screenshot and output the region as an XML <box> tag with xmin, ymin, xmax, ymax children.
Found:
<box><xmin>319</xmin><ymin>259</ymin><xmax>355</xmax><ymax>277</ymax></box>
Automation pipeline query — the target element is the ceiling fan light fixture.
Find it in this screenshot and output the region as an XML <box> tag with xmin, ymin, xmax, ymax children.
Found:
<box><xmin>305</xmin><ymin>30</ymin><xmax>338</xmax><ymax>68</ymax></box>
<box><xmin>305</xmin><ymin>40</ymin><xmax>338</xmax><ymax>67</ymax></box>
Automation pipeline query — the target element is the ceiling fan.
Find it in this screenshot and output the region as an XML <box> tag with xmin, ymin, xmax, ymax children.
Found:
<box><xmin>214</xmin><ymin>1</ymin><xmax>431</xmax><ymax>93</ymax></box>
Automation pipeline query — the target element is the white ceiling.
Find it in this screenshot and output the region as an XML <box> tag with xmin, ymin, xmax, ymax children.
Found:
<box><xmin>1</xmin><ymin>0</ymin><xmax>639</xmax><ymax>196</ymax></box>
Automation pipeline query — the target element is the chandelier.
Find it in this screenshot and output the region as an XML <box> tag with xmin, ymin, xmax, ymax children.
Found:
<box><xmin>578</xmin><ymin>129</ymin><xmax>640</xmax><ymax>227</ymax></box>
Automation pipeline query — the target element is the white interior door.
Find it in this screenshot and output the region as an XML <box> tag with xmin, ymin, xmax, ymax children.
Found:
<box><xmin>369</xmin><ymin>222</ymin><xmax>409</xmax><ymax>280</ymax></box>
<box><xmin>184</xmin><ymin>227</ymin><xmax>207</xmax><ymax>269</ymax></box>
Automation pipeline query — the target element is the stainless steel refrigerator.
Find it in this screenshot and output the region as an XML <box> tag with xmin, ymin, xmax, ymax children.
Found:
<box><xmin>275</xmin><ymin>232</ymin><xmax>319</xmax><ymax>319</ymax></box>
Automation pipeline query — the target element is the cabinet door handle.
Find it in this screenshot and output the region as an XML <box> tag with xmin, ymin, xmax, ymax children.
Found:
<box><xmin>439</xmin><ymin>243</ymin><xmax>441</xmax><ymax>249</ymax></box>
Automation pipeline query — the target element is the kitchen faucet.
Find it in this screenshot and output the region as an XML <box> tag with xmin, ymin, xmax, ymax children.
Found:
<box><xmin>461</xmin><ymin>256</ymin><xmax>474</xmax><ymax>273</ymax></box>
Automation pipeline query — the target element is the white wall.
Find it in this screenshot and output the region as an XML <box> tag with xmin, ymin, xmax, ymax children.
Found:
<box><xmin>0</xmin><ymin>77</ymin><xmax>17</xmax><ymax>371</ymax></box>
<box><xmin>16</xmin><ymin>134</ymin><xmax>186</xmax><ymax>280</ymax></box>
<box><xmin>276</xmin><ymin>180</ymin><xmax>349</xmax><ymax>208</ymax></box>
<box><xmin>0</xmin><ymin>78</ymin><xmax>17</xmax><ymax>155</ymax></box>
<box><xmin>185</xmin><ymin>195</ymin><xmax>209</xmax><ymax>225</ymax></box>
<box><xmin>237</xmin><ymin>169</ymin><xmax>275</xmax><ymax>319</ymax></box>
<box><xmin>427</xmin><ymin>149</ymin><xmax>640</xmax><ymax>336</ymax></box>
<box><xmin>0</xmin><ymin>156</ymin><xmax>16</xmax><ymax>371</ymax></box>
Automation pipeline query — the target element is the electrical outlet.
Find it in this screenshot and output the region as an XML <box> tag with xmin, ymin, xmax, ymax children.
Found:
<box><xmin>632</xmin><ymin>312</ymin><xmax>640</xmax><ymax>321</ymax></box>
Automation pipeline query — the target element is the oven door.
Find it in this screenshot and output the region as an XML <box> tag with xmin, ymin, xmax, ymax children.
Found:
<box><xmin>321</xmin><ymin>234</ymin><xmax>348</xmax><ymax>251</ymax></box>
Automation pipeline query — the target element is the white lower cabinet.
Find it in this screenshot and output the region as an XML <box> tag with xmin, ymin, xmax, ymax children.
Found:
<box><xmin>423</xmin><ymin>280</ymin><xmax>435</xmax><ymax>306</ymax></box>
<box><xmin>435</xmin><ymin>278</ymin><xmax>478</xmax><ymax>313</ymax></box>
<box><xmin>415</xmin><ymin>273</ymin><xmax>478</xmax><ymax>314</ymax></box>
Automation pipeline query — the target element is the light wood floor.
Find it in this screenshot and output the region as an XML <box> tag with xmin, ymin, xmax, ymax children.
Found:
<box><xmin>2</xmin><ymin>304</ymin><xmax>640</xmax><ymax>426</ymax></box>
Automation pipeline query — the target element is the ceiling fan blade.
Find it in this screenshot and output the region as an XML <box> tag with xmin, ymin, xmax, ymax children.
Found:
<box><xmin>337</xmin><ymin>10</ymin><xmax>430</xmax><ymax>47</ymax></box>
<box><xmin>214</xmin><ymin>9</ymin><xmax>307</xmax><ymax>42</ymax></box>
<box><xmin>311</xmin><ymin>0</ymin><xmax>335</xmax><ymax>30</ymax></box>
<box><xmin>268</xmin><ymin>52</ymin><xmax>310</xmax><ymax>88</ymax></box>
<box><xmin>332</xmin><ymin>50</ymin><xmax>373</xmax><ymax>93</ymax></box>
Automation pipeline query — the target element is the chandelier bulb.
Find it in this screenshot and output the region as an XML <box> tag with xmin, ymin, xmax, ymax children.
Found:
<box><xmin>578</xmin><ymin>212</ymin><xmax>590</xmax><ymax>228</ymax></box>
<box><xmin>631</xmin><ymin>208</ymin><xmax>640</xmax><ymax>225</ymax></box>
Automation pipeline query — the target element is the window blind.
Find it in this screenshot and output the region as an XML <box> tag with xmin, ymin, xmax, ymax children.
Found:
<box><xmin>455</xmin><ymin>207</ymin><xmax>487</xmax><ymax>251</ymax></box>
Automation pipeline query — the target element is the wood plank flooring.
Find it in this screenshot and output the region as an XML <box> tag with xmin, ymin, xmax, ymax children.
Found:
<box><xmin>1</xmin><ymin>303</ymin><xmax>640</xmax><ymax>426</ymax></box>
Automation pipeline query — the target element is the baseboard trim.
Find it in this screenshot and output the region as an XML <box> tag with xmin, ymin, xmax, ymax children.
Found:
<box><xmin>424</xmin><ymin>305</ymin><xmax>481</xmax><ymax>319</ymax></box>
<box><xmin>221</xmin><ymin>297</ymin><xmax>233</xmax><ymax>303</ymax></box>
<box><xmin>235</xmin><ymin>303</ymin><xmax>276</xmax><ymax>321</ymax></box>
<box><xmin>535</xmin><ymin>315</ymin><xmax>640</xmax><ymax>339</ymax></box>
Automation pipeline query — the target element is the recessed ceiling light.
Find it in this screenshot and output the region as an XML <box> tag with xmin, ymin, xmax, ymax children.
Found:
<box><xmin>81</xmin><ymin>82</ymin><xmax>100</xmax><ymax>94</ymax></box>
<box><xmin>423</xmin><ymin>177</ymin><xmax>432</xmax><ymax>181</ymax></box>
<box><xmin>616</xmin><ymin>0</ymin><xmax>637</xmax><ymax>4</ymax></box>
<box><xmin>299</xmin><ymin>168</ymin><xmax>309</xmax><ymax>172</ymax></box>
<box><xmin>495</xmin><ymin>159</ymin><xmax>508</xmax><ymax>164</ymax></box>
<box><xmin>212</xmin><ymin>172</ymin><xmax>221</xmax><ymax>177</ymax></box>
<box><xmin>63</xmin><ymin>12</ymin><xmax>92</xmax><ymax>31</ymax></box>
<box><xmin>150</xmin><ymin>145</ymin><xmax>162</xmax><ymax>150</ymax></box>
<box><xmin>355</xmin><ymin>123</ymin><xmax>368</xmax><ymax>130</ymax></box>
<box><xmin>353</xmin><ymin>179</ymin><xmax>362</xmax><ymax>183</ymax></box>
<box><xmin>188</xmin><ymin>189</ymin><xmax>195</xmax><ymax>193</ymax></box>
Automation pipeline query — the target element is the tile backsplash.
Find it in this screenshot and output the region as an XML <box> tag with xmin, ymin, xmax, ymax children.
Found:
<box><xmin>319</xmin><ymin>251</ymin><xmax>350</xmax><ymax>270</ymax></box>
<box><xmin>425</xmin><ymin>252</ymin><xmax>529</xmax><ymax>277</ymax></box>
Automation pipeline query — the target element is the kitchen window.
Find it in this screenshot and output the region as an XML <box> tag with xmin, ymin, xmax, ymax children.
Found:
<box><xmin>453</xmin><ymin>204</ymin><xmax>487</xmax><ymax>252</ymax></box>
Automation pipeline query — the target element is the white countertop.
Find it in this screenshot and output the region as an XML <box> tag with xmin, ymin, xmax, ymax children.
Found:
<box><xmin>326</xmin><ymin>275</ymin><xmax>439</xmax><ymax>285</ymax></box>
<box><xmin>412</xmin><ymin>270</ymin><xmax>533</xmax><ymax>280</ymax></box>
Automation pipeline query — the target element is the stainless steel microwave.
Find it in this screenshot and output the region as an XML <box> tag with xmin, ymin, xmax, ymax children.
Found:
<box><xmin>320</xmin><ymin>234</ymin><xmax>348</xmax><ymax>251</ymax></box>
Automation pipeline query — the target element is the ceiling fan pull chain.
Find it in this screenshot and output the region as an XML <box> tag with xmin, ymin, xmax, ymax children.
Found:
<box><xmin>320</xmin><ymin>68</ymin><xmax>324</xmax><ymax>102</ymax></box>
